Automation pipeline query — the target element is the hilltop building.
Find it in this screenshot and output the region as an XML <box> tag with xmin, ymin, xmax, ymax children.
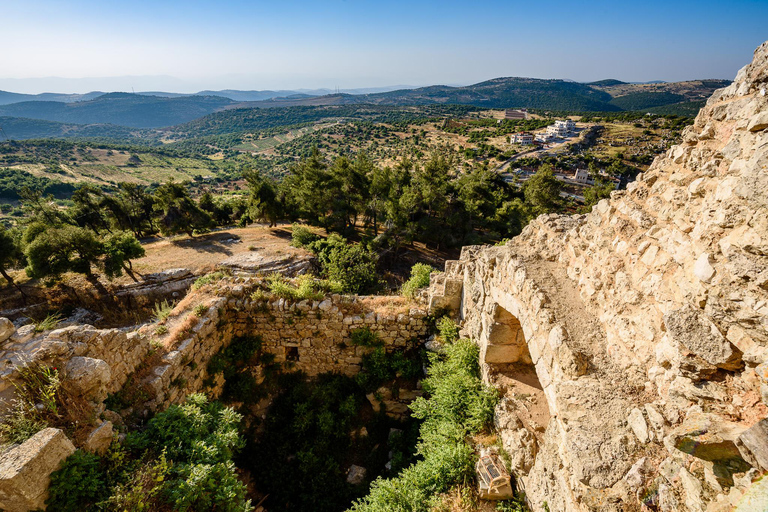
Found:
<box><xmin>504</xmin><ymin>109</ymin><xmax>528</xmax><ymax>120</ymax></box>
<box><xmin>546</xmin><ymin>119</ymin><xmax>576</xmax><ymax>138</ymax></box>
<box><xmin>510</xmin><ymin>132</ymin><xmax>533</xmax><ymax>145</ymax></box>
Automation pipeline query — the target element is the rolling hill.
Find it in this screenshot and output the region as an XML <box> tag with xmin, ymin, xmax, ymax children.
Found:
<box><xmin>0</xmin><ymin>93</ymin><xmax>235</xmax><ymax>128</ymax></box>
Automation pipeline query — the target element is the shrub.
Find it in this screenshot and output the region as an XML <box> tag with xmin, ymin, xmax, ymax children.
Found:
<box><xmin>193</xmin><ymin>304</ymin><xmax>208</xmax><ymax>317</ymax></box>
<box><xmin>35</xmin><ymin>312</ymin><xmax>62</xmax><ymax>332</ymax></box>
<box><xmin>46</xmin><ymin>450</ymin><xmax>106</xmax><ymax>512</ymax></box>
<box><xmin>308</xmin><ymin>234</ymin><xmax>380</xmax><ymax>294</ymax></box>
<box><xmin>191</xmin><ymin>271</ymin><xmax>228</xmax><ymax>291</ymax></box>
<box><xmin>436</xmin><ymin>316</ymin><xmax>460</xmax><ymax>343</ymax></box>
<box><xmin>355</xmin><ymin>347</ymin><xmax>423</xmax><ymax>392</ymax></box>
<box><xmin>401</xmin><ymin>263</ymin><xmax>434</xmax><ymax>298</ymax></box>
<box><xmin>350</xmin><ymin>338</ymin><xmax>498</xmax><ymax>512</ymax></box>
<box><xmin>48</xmin><ymin>394</ymin><xmax>252</xmax><ymax>512</ymax></box>
<box><xmin>350</xmin><ymin>327</ymin><xmax>381</xmax><ymax>347</ymax></box>
<box><xmin>291</xmin><ymin>224</ymin><xmax>320</xmax><ymax>248</ymax></box>
<box><xmin>0</xmin><ymin>363</ymin><xmax>60</xmax><ymax>445</ymax></box>
<box><xmin>153</xmin><ymin>299</ymin><xmax>174</xmax><ymax>323</ymax></box>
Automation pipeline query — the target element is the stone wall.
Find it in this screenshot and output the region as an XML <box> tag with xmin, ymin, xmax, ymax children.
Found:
<box><xmin>1</xmin><ymin>276</ymin><xmax>429</xmax><ymax>416</ymax></box>
<box><xmin>142</xmin><ymin>278</ymin><xmax>429</xmax><ymax>411</ymax></box>
<box><xmin>429</xmin><ymin>41</ymin><xmax>768</xmax><ymax>511</ymax></box>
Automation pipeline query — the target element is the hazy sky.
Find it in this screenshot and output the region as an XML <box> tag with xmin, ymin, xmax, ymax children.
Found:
<box><xmin>2</xmin><ymin>0</ymin><xmax>767</xmax><ymax>94</ymax></box>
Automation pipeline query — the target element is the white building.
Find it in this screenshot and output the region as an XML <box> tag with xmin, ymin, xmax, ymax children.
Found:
<box><xmin>535</xmin><ymin>132</ymin><xmax>553</xmax><ymax>143</ymax></box>
<box><xmin>546</xmin><ymin>119</ymin><xmax>576</xmax><ymax>138</ymax></box>
<box><xmin>510</xmin><ymin>132</ymin><xmax>533</xmax><ymax>145</ymax></box>
<box><xmin>573</xmin><ymin>168</ymin><xmax>593</xmax><ymax>184</ymax></box>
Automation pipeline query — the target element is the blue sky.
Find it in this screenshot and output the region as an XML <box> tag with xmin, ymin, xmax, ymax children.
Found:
<box><xmin>2</xmin><ymin>0</ymin><xmax>767</xmax><ymax>93</ymax></box>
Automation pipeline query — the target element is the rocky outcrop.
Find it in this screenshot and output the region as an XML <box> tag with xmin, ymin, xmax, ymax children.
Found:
<box><xmin>428</xmin><ymin>41</ymin><xmax>768</xmax><ymax>511</ymax></box>
<box><xmin>0</xmin><ymin>428</ymin><xmax>75</xmax><ymax>511</ymax></box>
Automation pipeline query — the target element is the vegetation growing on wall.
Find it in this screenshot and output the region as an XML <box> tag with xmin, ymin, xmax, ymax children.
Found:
<box><xmin>47</xmin><ymin>394</ymin><xmax>252</xmax><ymax>512</ymax></box>
<box><xmin>349</xmin><ymin>326</ymin><xmax>502</xmax><ymax>512</ymax></box>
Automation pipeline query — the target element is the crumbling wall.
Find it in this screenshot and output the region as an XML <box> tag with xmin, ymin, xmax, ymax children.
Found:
<box><xmin>429</xmin><ymin>41</ymin><xmax>768</xmax><ymax>512</ymax></box>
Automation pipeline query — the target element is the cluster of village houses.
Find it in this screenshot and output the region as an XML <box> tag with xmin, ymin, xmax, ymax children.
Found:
<box><xmin>505</xmin><ymin>109</ymin><xmax>577</xmax><ymax>146</ymax></box>
<box><xmin>502</xmin><ymin>110</ymin><xmax>622</xmax><ymax>192</ymax></box>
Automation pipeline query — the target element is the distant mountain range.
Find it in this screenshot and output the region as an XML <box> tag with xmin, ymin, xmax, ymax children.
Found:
<box><xmin>0</xmin><ymin>77</ymin><xmax>731</xmax><ymax>139</ymax></box>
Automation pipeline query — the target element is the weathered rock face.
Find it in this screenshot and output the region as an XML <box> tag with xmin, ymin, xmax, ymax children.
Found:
<box><xmin>0</xmin><ymin>428</ymin><xmax>75</xmax><ymax>512</ymax></box>
<box><xmin>429</xmin><ymin>41</ymin><xmax>768</xmax><ymax>511</ymax></box>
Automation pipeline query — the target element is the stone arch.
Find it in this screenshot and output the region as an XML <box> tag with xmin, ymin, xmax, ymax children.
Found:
<box><xmin>482</xmin><ymin>306</ymin><xmax>533</xmax><ymax>366</ymax></box>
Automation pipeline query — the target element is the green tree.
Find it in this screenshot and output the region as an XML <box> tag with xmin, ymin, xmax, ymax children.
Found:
<box><xmin>71</xmin><ymin>184</ymin><xmax>110</xmax><ymax>234</ymax></box>
<box><xmin>153</xmin><ymin>181</ymin><xmax>213</xmax><ymax>237</ymax></box>
<box><xmin>25</xmin><ymin>225</ymin><xmax>103</xmax><ymax>281</ymax></box>
<box><xmin>243</xmin><ymin>171</ymin><xmax>284</xmax><ymax>227</ymax></box>
<box><xmin>523</xmin><ymin>164</ymin><xmax>563</xmax><ymax>215</ymax></box>
<box><xmin>0</xmin><ymin>226</ymin><xmax>24</xmax><ymax>291</ymax></box>
<box><xmin>102</xmin><ymin>231</ymin><xmax>145</xmax><ymax>281</ymax></box>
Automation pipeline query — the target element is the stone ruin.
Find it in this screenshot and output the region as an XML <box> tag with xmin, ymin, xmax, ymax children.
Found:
<box><xmin>0</xmin><ymin>276</ymin><xmax>429</xmax><ymax>511</ymax></box>
<box><xmin>428</xmin><ymin>40</ymin><xmax>768</xmax><ymax>511</ymax></box>
<box><xmin>0</xmin><ymin>40</ymin><xmax>767</xmax><ymax>512</ymax></box>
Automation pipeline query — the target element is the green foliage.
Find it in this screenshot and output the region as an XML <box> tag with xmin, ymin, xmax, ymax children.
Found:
<box><xmin>308</xmin><ymin>234</ymin><xmax>380</xmax><ymax>294</ymax></box>
<box><xmin>0</xmin><ymin>363</ymin><xmax>60</xmax><ymax>445</ymax></box>
<box><xmin>0</xmin><ymin>225</ymin><xmax>24</xmax><ymax>286</ymax></box>
<box><xmin>35</xmin><ymin>312</ymin><xmax>63</xmax><ymax>332</ymax></box>
<box><xmin>581</xmin><ymin>178</ymin><xmax>616</xmax><ymax>211</ymax></box>
<box><xmin>400</xmin><ymin>263</ymin><xmax>434</xmax><ymax>298</ymax></box>
<box><xmin>436</xmin><ymin>316</ymin><xmax>460</xmax><ymax>343</ymax></box>
<box><xmin>47</xmin><ymin>394</ymin><xmax>252</xmax><ymax>512</ymax></box>
<box><xmin>290</xmin><ymin>224</ymin><xmax>320</xmax><ymax>248</ymax></box>
<box><xmin>350</xmin><ymin>327</ymin><xmax>382</xmax><ymax>347</ymax></box>
<box><xmin>102</xmin><ymin>231</ymin><xmax>145</xmax><ymax>279</ymax></box>
<box><xmin>153</xmin><ymin>299</ymin><xmax>174</xmax><ymax>322</ymax></box>
<box><xmin>496</xmin><ymin>496</ymin><xmax>530</xmax><ymax>512</ymax></box>
<box><xmin>207</xmin><ymin>335</ymin><xmax>265</xmax><ymax>402</ymax></box>
<box><xmin>354</xmin><ymin>347</ymin><xmax>423</xmax><ymax>392</ymax></box>
<box><xmin>191</xmin><ymin>270</ymin><xmax>228</xmax><ymax>290</ymax></box>
<box><xmin>154</xmin><ymin>180</ymin><xmax>213</xmax><ymax>236</ymax></box>
<box><xmin>193</xmin><ymin>303</ymin><xmax>208</xmax><ymax>317</ymax></box>
<box><xmin>350</xmin><ymin>338</ymin><xmax>498</xmax><ymax>512</ymax></box>
<box><xmin>522</xmin><ymin>164</ymin><xmax>563</xmax><ymax>216</ymax></box>
<box><xmin>46</xmin><ymin>450</ymin><xmax>106</xmax><ymax>512</ymax></box>
<box><xmin>24</xmin><ymin>224</ymin><xmax>103</xmax><ymax>280</ymax></box>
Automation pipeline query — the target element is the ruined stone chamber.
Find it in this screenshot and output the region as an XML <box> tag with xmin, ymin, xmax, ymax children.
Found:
<box><xmin>429</xmin><ymin>41</ymin><xmax>768</xmax><ymax>512</ymax></box>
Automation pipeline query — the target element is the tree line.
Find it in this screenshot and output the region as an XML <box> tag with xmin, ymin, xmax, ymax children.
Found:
<box><xmin>0</xmin><ymin>148</ymin><xmax>577</xmax><ymax>290</ymax></box>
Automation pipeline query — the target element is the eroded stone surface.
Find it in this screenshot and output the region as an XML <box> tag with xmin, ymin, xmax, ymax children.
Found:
<box><xmin>428</xmin><ymin>40</ymin><xmax>768</xmax><ymax>511</ymax></box>
<box><xmin>0</xmin><ymin>428</ymin><xmax>75</xmax><ymax>512</ymax></box>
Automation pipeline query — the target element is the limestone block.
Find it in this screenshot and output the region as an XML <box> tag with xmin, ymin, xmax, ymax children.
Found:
<box><xmin>0</xmin><ymin>318</ymin><xmax>16</xmax><ymax>344</ymax></box>
<box><xmin>0</xmin><ymin>428</ymin><xmax>76</xmax><ymax>511</ymax></box>
<box><xmin>736</xmin><ymin>418</ymin><xmax>768</xmax><ymax>471</ymax></box>
<box><xmin>346</xmin><ymin>465</ymin><xmax>367</xmax><ymax>485</ymax></box>
<box><xmin>63</xmin><ymin>356</ymin><xmax>111</xmax><ymax>403</ymax></box>
<box><xmin>628</xmin><ymin>408</ymin><xmax>649</xmax><ymax>444</ymax></box>
<box><xmin>663</xmin><ymin>305</ymin><xmax>742</xmax><ymax>370</ymax></box>
<box><xmin>693</xmin><ymin>253</ymin><xmax>716</xmax><ymax>283</ymax></box>
<box><xmin>84</xmin><ymin>421</ymin><xmax>113</xmax><ymax>455</ymax></box>
<box><xmin>666</xmin><ymin>412</ymin><xmax>749</xmax><ymax>468</ymax></box>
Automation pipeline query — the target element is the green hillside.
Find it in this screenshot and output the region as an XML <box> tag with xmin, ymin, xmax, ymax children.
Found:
<box><xmin>0</xmin><ymin>93</ymin><xmax>234</xmax><ymax>128</ymax></box>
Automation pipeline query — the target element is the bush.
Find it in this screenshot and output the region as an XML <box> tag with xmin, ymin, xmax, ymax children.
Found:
<box><xmin>47</xmin><ymin>394</ymin><xmax>252</xmax><ymax>512</ymax></box>
<box><xmin>436</xmin><ymin>316</ymin><xmax>460</xmax><ymax>343</ymax></box>
<box><xmin>350</xmin><ymin>338</ymin><xmax>498</xmax><ymax>512</ymax></box>
<box><xmin>191</xmin><ymin>271</ymin><xmax>228</xmax><ymax>291</ymax></box>
<box><xmin>153</xmin><ymin>299</ymin><xmax>174</xmax><ymax>322</ymax></box>
<box><xmin>355</xmin><ymin>347</ymin><xmax>423</xmax><ymax>392</ymax></box>
<box><xmin>400</xmin><ymin>263</ymin><xmax>434</xmax><ymax>298</ymax></box>
<box><xmin>46</xmin><ymin>450</ymin><xmax>106</xmax><ymax>512</ymax></box>
<box><xmin>308</xmin><ymin>234</ymin><xmax>380</xmax><ymax>294</ymax></box>
<box><xmin>291</xmin><ymin>224</ymin><xmax>320</xmax><ymax>248</ymax></box>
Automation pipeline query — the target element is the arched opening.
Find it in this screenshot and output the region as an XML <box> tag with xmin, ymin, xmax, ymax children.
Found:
<box><xmin>483</xmin><ymin>304</ymin><xmax>551</xmax><ymax>477</ymax></box>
